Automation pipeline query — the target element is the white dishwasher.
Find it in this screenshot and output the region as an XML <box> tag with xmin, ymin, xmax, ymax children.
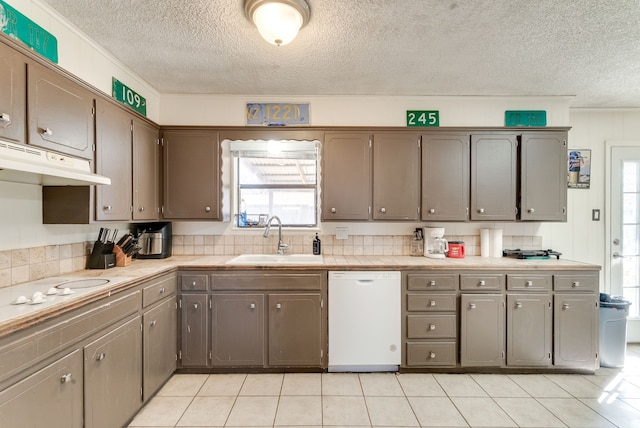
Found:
<box><xmin>328</xmin><ymin>271</ymin><xmax>401</xmax><ymax>372</ymax></box>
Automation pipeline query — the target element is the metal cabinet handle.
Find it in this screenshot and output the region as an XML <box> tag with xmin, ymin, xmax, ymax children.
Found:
<box><xmin>478</xmin><ymin>280</ymin><xmax>486</xmax><ymax>286</ymax></box>
<box><xmin>429</xmin><ymin>324</ymin><xmax>436</xmax><ymax>331</ymax></box>
<box><xmin>191</xmin><ymin>281</ymin><xmax>197</xmax><ymax>287</ymax></box>
<box><xmin>250</xmin><ymin>303</ymin><xmax>256</xmax><ymax>309</ymax></box>
<box><xmin>0</xmin><ymin>113</ymin><xmax>10</xmax><ymax>122</ymax></box>
<box><xmin>159</xmin><ymin>287</ymin><xmax>166</xmax><ymax>294</ymax></box>
<box><xmin>276</xmin><ymin>303</ymin><xmax>282</xmax><ymax>309</ymax></box>
<box><xmin>429</xmin><ymin>300</ymin><xmax>436</xmax><ymax>306</ymax></box>
<box><xmin>96</xmin><ymin>352</ymin><xmax>106</xmax><ymax>361</ymax></box>
<box><xmin>528</xmin><ymin>208</ymin><xmax>535</xmax><ymax>213</ymax></box>
<box><xmin>331</xmin><ymin>207</ymin><xmax>336</xmax><ymax>213</ymax></box>
<box><xmin>572</xmin><ymin>281</ymin><xmax>580</xmax><ymax>287</ymax></box>
<box><xmin>515</xmin><ymin>302</ymin><xmax>523</xmax><ymax>308</ymax></box>
<box><xmin>193</xmin><ymin>303</ymin><xmax>199</xmax><ymax>309</ymax></box>
<box><xmin>380</xmin><ymin>207</ymin><xmax>386</xmax><ymax>213</ymax></box>
<box><xmin>139</xmin><ymin>206</ymin><xmax>145</xmax><ymax>212</ymax></box>
<box><xmin>469</xmin><ymin>303</ymin><xmax>476</xmax><ymax>309</ymax></box>
<box><xmin>563</xmin><ymin>303</ymin><xmax>570</xmax><ymax>310</ymax></box>
<box><xmin>150</xmin><ymin>320</ymin><xmax>157</xmax><ymax>327</ymax></box>
<box><xmin>103</xmin><ymin>205</ymin><xmax>112</xmax><ymax>211</ymax></box>
<box><xmin>429</xmin><ymin>208</ymin><xmax>435</xmax><ymax>214</ymax></box>
<box><xmin>42</xmin><ymin>127</ymin><xmax>53</xmax><ymax>136</ymax></box>
<box><xmin>478</xmin><ymin>208</ymin><xmax>485</xmax><ymax>213</ymax></box>
<box><xmin>525</xmin><ymin>280</ymin><xmax>533</xmax><ymax>287</ymax></box>
<box><xmin>429</xmin><ymin>352</ymin><xmax>436</xmax><ymax>359</ymax></box>
<box><xmin>60</xmin><ymin>373</ymin><xmax>72</xmax><ymax>384</ymax></box>
<box><xmin>428</xmin><ymin>280</ymin><xmax>436</xmax><ymax>286</ymax></box>
<box><xmin>205</xmin><ymin>206</ymin><xmax>211</xmax><ymax>212</ymax></box>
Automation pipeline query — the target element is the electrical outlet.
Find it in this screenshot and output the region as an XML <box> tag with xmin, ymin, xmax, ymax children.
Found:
<box><xmin>592</xmin><ymin>209</ymin><xmax>600</xmax><ymax>221</ymax></box>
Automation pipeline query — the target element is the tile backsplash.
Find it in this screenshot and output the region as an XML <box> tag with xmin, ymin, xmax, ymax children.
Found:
<box><xmin>0</xmin><ymin>234</ymin><xmax>542</xmax><ymax>289</ymax></box>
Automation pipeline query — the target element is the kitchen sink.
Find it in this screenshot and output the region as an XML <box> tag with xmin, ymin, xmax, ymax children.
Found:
<box><xmin>226</xmin><ymin>254</ymin><xmax>324</xmax><ymax>265</ymax></box>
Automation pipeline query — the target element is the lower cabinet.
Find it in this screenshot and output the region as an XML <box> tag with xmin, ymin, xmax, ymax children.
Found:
<box><xmin>0</xmin><ymin>349</ymin><xmax>83</xmax><ymax>428</ymax></box>
<box><xmin>506</xmin><ymin>294</ymin><xmax>552</xmax><ymax>367</ymax></box>
<box><xmin>460</xmin><ymin>294</ymin><xmax>505</xmax><ymax>367</ymax></box>
<box><xmin>143</xmin><ymin>298</ymin><xmax>177</xmax><ymax>401</ymax></box>
<box><xmin>554</xmin><ymin>293</ymin><xmax>598</xmax><ymax>368</ymax></box>
<box><xmin>84</xmin><ymin>316</ymin><xmax>142</xmax><ymax>428</ymax></box>
<box><xmin>180</xmin><ymin>293</ymin><xmax>209</xmax><ymax>367</ymax></box>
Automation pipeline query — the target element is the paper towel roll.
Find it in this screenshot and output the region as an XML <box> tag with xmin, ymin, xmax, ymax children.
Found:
<box><xmin>490</xmin><ymin>229</ymin><xmax>503</xmax><ymax>258</ymax></box>
<box><xmin>480</xmin><ymin>229</ymin><xmax>490</xmax><ymax>257</ymax></box>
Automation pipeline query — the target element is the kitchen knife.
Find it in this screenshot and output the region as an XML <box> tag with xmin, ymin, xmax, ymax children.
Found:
<box><xmin>97</xmin><ymin>227</ymin><xmax>105</xmax><ymax>242</ymax></box>
<box><xmin>116</xmin><ymin>234</ymin><xmax>129</xmax><ymax>247</ymax></box>
<box><xmin>102</xmin><ymin>229</ymin><xmax>110</xmax><ymax>243</ymax></box>
<box><xmin>110</xmin><ymin>229</ymin><xmax>118</xmax><ymax>243</ymax></box>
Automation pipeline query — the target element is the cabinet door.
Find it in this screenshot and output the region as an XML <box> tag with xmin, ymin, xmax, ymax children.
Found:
<box><xmin>163</xmin><ymin>130</ymin><xmax>220</xmax><ymax>219</ymax></box>
<box><xmin>470</xmin><ymin>134</ymin><xmax>517</xmax><ymax>221</ymax></box>
<box><xmin>520</xmin><ymin>132</ymin><xmax>568</xmax><ymax>221</ymax></box>
<box><xmin>460</xmin><ymin>294</ymin><xmax>505</xmax><ymax>366</ymax></box>
<box><xmin>0</xmin><ymin>349</ymin><xmax>82</xmax><ymax>428</ymax></box>
<box><xmin>507</xmin><ymin>294</ymin><xmax>551</xmax><ymax>367</ymax></box>
<box><xmin>180</xmin><ymin>294</ymin><xmax>209</xmax><ymax>367</ymax></box>
<box><xmin>322</xmin><ymin>132</ymin><xmax>371</xmax><ymax>220</ymax></box>
<box><xmin>268</xmin><ymin>293</ymin><xmax>322</xmax><ymax>367</ymax></box>
<box><xmin>143</xmin><ymin>298</ymin><xmax>177</xmax><ymax>401</ymax></box>
<box><xmin>133</xmin><ymin>118</ymin><xmax>160</xmax><ymax>220</ymax></box>
<box><xmin>27</xmin><ymin>61</ymin><xmax>94</xmax><ymax>159</ymax></box>
<box><xmin>0</xmin><ymin>42</ymin><xmax>26</xmax><ymax>143</ymax></box>
<box><xmin>422</xmin><ymin>133</ymin><xmax>470</xmax><ymax>221</ymax></box>
<box><xmin>211</xmin><ymin>294</ymin><xmax>264</xmax><ymax>366</ymax></box>
<box><xmin>373</xmin><ymin>132</ymin><xmax>420</xmax><ymax>220</ymax></box>
<box><xmin>84</xmin><ymin>317</ymin><xmax>142</xmax><ymax>428</ymax></box>
<box><xmin>554</xmin><ymin>294</ymin><xmax>598</xmax><ymax>369</ymax></box>
<box><xmin>95</xmin><ymin>98</ymin><xmax>132</xmax><ymax>221</ymax></box>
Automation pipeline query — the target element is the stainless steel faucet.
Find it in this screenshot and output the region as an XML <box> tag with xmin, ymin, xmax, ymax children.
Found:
<box><xmin>263</xmin><ymin>215</ymin><xmax>289</xmax><ymax>255</ymax></box>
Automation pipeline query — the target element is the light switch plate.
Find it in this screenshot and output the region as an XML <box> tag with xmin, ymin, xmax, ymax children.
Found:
<box><xmin>336</xmin><ymin>227</ymin><xmax>349</xmax><ymax>240</ymax></box>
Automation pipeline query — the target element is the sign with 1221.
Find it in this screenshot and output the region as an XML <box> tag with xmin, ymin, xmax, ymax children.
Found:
<box><xmin>406</xmin><ymin>110</ymin><xmax>439</xmax><ymax>127</ymax></box>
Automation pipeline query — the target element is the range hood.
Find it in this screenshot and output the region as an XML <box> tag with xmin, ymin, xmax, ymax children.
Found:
<box><xmin>0</xmin><ymin>140</ymin><xmax>110</xmax><ymax>186</ymax></box>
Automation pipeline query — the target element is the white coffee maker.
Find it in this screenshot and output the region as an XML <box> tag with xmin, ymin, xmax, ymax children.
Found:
<box><xmin>423</xmin><ymin>227</ymin><xmax>448</xmax><ymax>258</ymax></box>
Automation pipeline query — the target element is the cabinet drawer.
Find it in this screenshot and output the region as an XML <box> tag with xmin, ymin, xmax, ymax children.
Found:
<box><xmin>507</xmin><ymin>274</ymin><xmax>552</xmax><ymax>291</ymax></box>
<box><xmin>407</xmin><ymin>314</ymin><xmax>457</xmax><ymax>339</ymax></box>
<box><xmin>406</xmin><ymin>342</ymin><xmax>457</xmax><ymax>367</ymax></box>
<box><xmin>181</xmin><ymin>274</ymin><xmax>208</xmax><ymax>291</ymax></box>
<box><xmin>460</xmin><ymin>274</ymin><xmax>504</xmax><ymax>291</ymax></box>
<box><xmin>407</xmin><ymin>274</ymin><xmax>458</xmax><ymax>291</ymax></box>
<box><xmin>407</xmin><ymin>294</ymin><xmax>456</xmax><ymax>312</ymax></box>
<box><xmin>143</xmin><ymin>274</ymin><xmax>177</xmax><ymax>307</ymax></box>
<box><xmin>554</xmin><ymin>274</ymin><xmax>598</xmax><ymax>292</ymax></box>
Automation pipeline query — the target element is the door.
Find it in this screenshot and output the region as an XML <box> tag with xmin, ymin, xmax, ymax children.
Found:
<box><xmin>180</xmin><ymin>294</ymin><xmax>209</xmax><ymax>367</ymax></box>
<box><xmin>609</xmin><ymin>145</ymin><xmax>640</xmax><ymax>341</ymax></box>
<box><xmin>372</xmin><ymin>132</ymin><xmax>420</xmax><ymax>220</ymax></box>
<box><xmin>0</xmin><ymin>42</ymin><xmax>26</xmax><ymax>143</ymax></box>
<box><xmin>133</xmin><ymin>118</ymin><xmax>160</xmax><ymax>220</ymax></box>
<box><xmin>460</xmin><ymin>294</ymin><xmax>505</xmax><ymax>366</ymax></box>
<box><xmin>95</xmin><ymin>98</ymin><xmax>132</xmax><ymax>221</ymax></box>
<box><xmin>470</xmin><ymin>134</ymin><xmax>517</xmax><ymax>221</ymax></box>
<box><xmin>268</xmin><ymin>293</ymin><xmax>322</xmax><ymax>366</ymax></box>
<box><xmin>507</xmin><ymin>294</ymin><xmax>551</xmax><ymax>366</ymax></box>
<box><xmin>143</xmin><ymin>298</ymin><xmax>177</xmax><ymax>400</ymax></box>
<box><xmin>422</xmin><ymin>133</ymin><xmax>470</xmax><ymax>221</ymax></box>
<box><xmin>211</xmin><ymin>294</ymin><xmax>265</xmax><ymax>366</ymax></box>
<box><xmin>322</xmin><ymin>132</ymin><xmax>371</xmax><ymax>220</ymax></box>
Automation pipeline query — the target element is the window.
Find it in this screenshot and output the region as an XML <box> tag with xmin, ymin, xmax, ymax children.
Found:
<box><xmin>230</xmin><ymin>140</ymin><xmax>319</xmax><ymax>228</ymax></box>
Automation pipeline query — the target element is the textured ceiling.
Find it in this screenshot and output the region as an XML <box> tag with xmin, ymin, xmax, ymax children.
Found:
<box><xmin>41</xmin><ymin>0</ymin><xmax>640</xmax><ymax>107</ymax></box>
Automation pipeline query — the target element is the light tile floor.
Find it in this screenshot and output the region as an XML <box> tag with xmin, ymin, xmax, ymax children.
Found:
<box><xmin>129</xmin><ymin>344</ymin><xmax>640</xmax><ymax>427</ymax></box>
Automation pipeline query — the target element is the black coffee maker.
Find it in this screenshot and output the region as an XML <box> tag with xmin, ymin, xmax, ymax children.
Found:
<box><xmin>135</xmin><ymin>222</ymin><xmax>172</xmax><ymax>259</ymax></box>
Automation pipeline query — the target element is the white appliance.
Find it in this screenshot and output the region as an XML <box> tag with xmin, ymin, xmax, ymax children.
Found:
<box><xmin>328</xmin><ymin>271</ymin><xmax>401</xmax><ymax>372</ymax></box>
<box><xmin>424</xmin><ymin>227</ymin><xmax>448</xmax><ymax>258</ymax></box>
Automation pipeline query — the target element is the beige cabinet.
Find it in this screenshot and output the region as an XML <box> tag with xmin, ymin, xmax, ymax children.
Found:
<box><xmin>520</xmin><ymin>132</ymin><xmax>568</xmax><ymax>221</ymax></box>
<box><xmin>0</xmin><ymin>41</ymin><xmax>26</xmax><ymax>144</ymax></box>
<box><xmin>27</xmin><ymin>60</ymin><xmax>94</xmax><ymax>159</ymax></box>
<box><xmin>372</xmin><ymin>132</ymin><xmax>420</xmax><ymax>220</ymax></box>
<box><xmin>180</xmin><ymin>293</ymin><xmax>209</xmax><ymax>367</ymax></box>
<box><xmin>421</xmin><ymin>133</ymin><xmax>470</xmax><ymax>221</ymax></box>
<box><xmin>84</xmin><ymin>316</ymin><xmax>142</xmax><ymax>428</ymax></box>
<box><xmin>143</xmin><ymin>298</ymin><xmax>177</xmax><ymax>401</ymax></box>
<box><xmin>0</xmin><ymin>349</ymin><xmax>83</xmax><ymax>428</ymax></box>
<box><xmin>470</xmin><ymin>134</ymin><xmax>517</xmax><ymax>221</ymax></box>
<box><xmin>163</xmin><ymin>129</ymin><xmax>221</xmax><ymax>219</ymax></box>
<box><xmin>507</xmin><ymin>294</ymin><xmax>552</xmax><ymax>366</ymax></box>
<box><xmin>133</xmin><ymin>118</ymin><xmax>160</xmax><ymax>220</ymax></box>
<box><xmin>460</xmin><ymin>294</ymin><xmax>505</xmax><ymax>367</ymax></box>
<box><xmin>322</xmin><ymin>132</ymin><xmax>371</xmax><ymax>220</ymax></box>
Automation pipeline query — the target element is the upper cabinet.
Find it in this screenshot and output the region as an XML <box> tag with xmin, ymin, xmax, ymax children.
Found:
<box><xmin>0</xmin><ymin>42</ymin><xmax>26</xmax><ymax>144</ymax></box>
<box><xmin>422</xmin><ymin>133</ymin><xmax>470</xmax><ymax>221</ymax></box>
<box><xmin>27</xmin><ymin>60</ymin><xmax>95</xmax><ymax>159</ymax></box>
<box><xmin>162</xmin><ymin>129</ymin><xmax>221</xmax><ymax>220</ymax></box>
<box><xmin>133</xmin><ymin>118</ymin><xmax>160</xmax><ymax>221</ymax></box>
<box><xmin>372</xmin><ymin>132</ymin><xmax>420</xmax><ymax>220</ymax></box>
<box><xmin>321</xmin><ymin>132</ymin><xmax>371</xmax><ymax>220</ymax></box>
<box><xmin>470</xmin><ymin>134</ymin><xmax>518</xmax><ymax>221</ymax></box>
<box><xmin>520</xmin><ymin>132</ymin><xmax>567</xmax><ymax>221</ymax></box>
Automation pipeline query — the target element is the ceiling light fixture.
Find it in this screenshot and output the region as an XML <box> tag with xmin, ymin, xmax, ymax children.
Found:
<box><xmin>244</xmin><ymin>0</ymin><xmax>310</xmax><ymax>46</ymax></box>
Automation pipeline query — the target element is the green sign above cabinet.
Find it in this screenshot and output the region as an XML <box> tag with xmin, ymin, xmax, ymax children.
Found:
<box><xmin>0</xmin><ymin>0</ymin><xmax>58</xmax><ymax>63</ymax></box>
<box><xmin>505</xmin><ymin>110</ymin><xmax>547</xmax><ymax>127</ymax></box>
<box><xmin>246</xmin><ymin>103</ymin><xmax>310</xmax><ymax>126</ymax></box>
<box><xmin>112</xmin><ymin>78</ymin><xmax>147</xmax><ymax>116</ymax></box>
<box><xmin>406</xmin><ymin>110</ymin><xmax>439</xmax><ymax>127</ymax></box>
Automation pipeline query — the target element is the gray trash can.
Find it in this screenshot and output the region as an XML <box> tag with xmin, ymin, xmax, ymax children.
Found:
<box><xmin>599</xmin><ymin>293</ymin><xmax>632</xmax><ymax>368</ymax></box>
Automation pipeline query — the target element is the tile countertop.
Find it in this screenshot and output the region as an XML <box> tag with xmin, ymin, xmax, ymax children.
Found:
<box><xmin>0</xmin><ymin>255</ymin><xmax>600</xmax><ymax>339</ymax></box>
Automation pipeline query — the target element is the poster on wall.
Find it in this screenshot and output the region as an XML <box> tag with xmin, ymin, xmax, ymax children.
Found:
<box><xmin>568</xmin><ymin>149</ymin><xmax>591</xmax><ymax>189</ymax></box>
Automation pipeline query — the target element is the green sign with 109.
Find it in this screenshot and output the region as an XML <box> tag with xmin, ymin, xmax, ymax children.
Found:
<box><xmin>112</xmin><ymin>78</ymin><xmax>146</xmax><ymax>116</ymax></box>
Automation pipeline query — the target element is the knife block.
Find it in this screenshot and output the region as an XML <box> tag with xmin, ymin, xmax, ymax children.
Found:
<box><xmin>87</xmin><ymin>241</ymin><xmax>115</xmax><ymax>269</ymax></box>
<box><xmin>114</xmin><ymin>245</ymin><xmax>132</xmax><ymax>267</ymax></box>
